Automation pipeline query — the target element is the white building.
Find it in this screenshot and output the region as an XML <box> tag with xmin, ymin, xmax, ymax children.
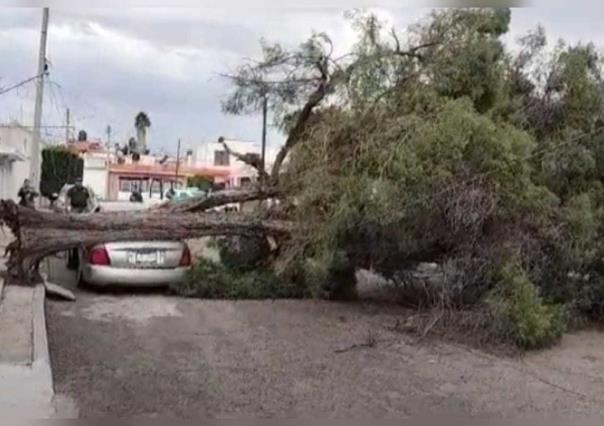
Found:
<box><xmin>63</xmin><ymin>140</ymin><xmax>111</xmax><ymax>200</ymax></box>
<box><xmin>82</xmin><ymin>152</ymin><xmax>109</xmax><ymax>200</ymax></box>
<box><xmin>0</xmin><ymin>124</ymin><xmax>34</xmax><ymax>201</ymax></box>
<box><xmin>193</xmin><ymin>139</ymin><xmax>276</xmax><ymax>188</ymax></box>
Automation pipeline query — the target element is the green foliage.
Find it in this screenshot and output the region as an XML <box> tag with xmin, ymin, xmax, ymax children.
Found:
<box><xmin>488</xmin><ymin>262</ymin><xmax>566</xmax><ymax>349</ymax></box>
<box><xmin>134</xmin><ymin>111</ymin><xmax>151</xmax><ymax>129</ymax></box>
<box><xmin>187</xmin><ymin>174</ymin><xmax>213</xmax><ymax>191</ymax></box>
<box><xmin>223</xmin><ymin>8</ymin><xmax>604</xmax><ymax>348</ymax></box>
<box><xmin>298</xmin><ymin>250</ymin><xmax>357</xmax><ymax>300</ymax></box>
<box><xmin>218</xmin><ymin>236</ymin><xmax>270</xmax><ymax>270</ymax></box>
<box><xmin>421</xmin><ymin>9</ymin><xmax>511</xmax><ymax>113</ymax></box>
<box><xmin>40</xmin><ymin>147</ymin><xmax>83</xmax><ymax>197</ymax></box>
<box><xmin>174</xmin><ymin>258</ymin><xmax>305</xmax><ymax>299</ymax></box>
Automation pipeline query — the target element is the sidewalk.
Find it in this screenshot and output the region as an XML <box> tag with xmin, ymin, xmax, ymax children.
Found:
<box><xmin>0</xmin><ymin>228</ymin><xmax>55</xmax><ymax>417</ymax></box>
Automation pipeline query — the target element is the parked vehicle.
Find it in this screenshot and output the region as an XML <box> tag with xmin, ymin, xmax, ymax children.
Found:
<box><xmin>77</xmin><ymin>240</ymin><xmax>192</xmax><ymax>287</ymax></box>
<box><xmin>169</xmin><ymin>187</ymin><xmax>205</xmax><ymax>201</ymax></box>
<box><xmin>57</xmin><ymin>188</ymin><xmax>193</xmax><ymax>287</ymax></box>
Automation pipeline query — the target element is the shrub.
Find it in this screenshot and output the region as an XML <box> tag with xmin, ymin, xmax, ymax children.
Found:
<box><xmin>488</xmin><ymin>262</ymin><xmax>567</xmax><ymax>349</ymax></box>
<box><xmin>217</xmin><ymin>236</ymin><xmax>270</xmax><ymax>270</ymax></box>
<box><xmin>187</xmin><ymin>174</ymin><xmax>213</xmax><ymax>191</ymax></box>
<box><xmin>40</xmin><ymin>147</ymin><xmax>83</xmax><ymax>197</ymax></box>
<box><xmin>301</xmin><ymin>250</ymin><xmax>357</xmax><ymax>300</ymax></box>
<box><xmin>174</xmin><ymin>257</ymin><xmax>306</xmax><ymax>299</ymax></box>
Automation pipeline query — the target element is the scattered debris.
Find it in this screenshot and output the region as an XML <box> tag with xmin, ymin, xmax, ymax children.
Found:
<box><xmin>334</xmin><ymin>330</ymin><xmax>378</xmax><ymax>353</ymax></box>
<box><xmin>44</xmin><ymin>281</ymin><xmax>75</xmax><ymax>301</ymax></box>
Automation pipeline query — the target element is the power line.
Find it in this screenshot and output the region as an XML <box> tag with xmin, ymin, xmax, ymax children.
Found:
<box><xmin>0</xmin><ymin>72</ymin><xmax>47</xmax><ymax>97</ymax></box>
<box><xmin>0</xmin><ymin>124</ymin><xmax>73</xmax><ymax>129</ymax></box>
<box><xmin>46</xmin><ymin>79</ymin><xmax>64</xmax><ymax>117</ymax></box>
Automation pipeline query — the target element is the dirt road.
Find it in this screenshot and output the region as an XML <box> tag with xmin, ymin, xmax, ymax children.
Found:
<box><xmin>46</xmin><ymin>271</ymin><xmax>604</xmax><ymax>417</ymax></box>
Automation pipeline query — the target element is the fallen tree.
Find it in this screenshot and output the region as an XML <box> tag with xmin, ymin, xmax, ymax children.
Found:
<box><xmin>0</xmin><ymin>199</ymin><xmax>292</xmax><ymax>284</ymax></box>
<box><xmin>5</xmin><ymin>9</ymin><xmax>604</xmax><ymax>350</ymax></box>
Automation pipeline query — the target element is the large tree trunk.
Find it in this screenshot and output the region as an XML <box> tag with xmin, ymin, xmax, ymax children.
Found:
<box><xmin>0</xmin><ymin>200</ymin><xmax>292</xmax><ymax>285</ymax></box>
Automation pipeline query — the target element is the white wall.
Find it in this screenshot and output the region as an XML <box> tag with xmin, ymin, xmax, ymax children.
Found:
<box><xmin>0</xmin><ymin>126</ymin><xmax>32</xmax><ymax>201</ymax></box>
<box><xmin>193</xmin><ymin>140</ymin><xmax>267</xmax><ymax>188</ymax></box>
<box><xmin>194</xmin><ymin>140</ymin><xmax>261</xmax><ymax>167</ymax></box>
<box><xmin>83</xmin><ymin>168</ymin><xmax>107</xmax><ymax>200</ymax></box>
<box><xmin>82</xmin><ymin>154</ymin><xmax>108</xmax><ymax>199</ymax></box>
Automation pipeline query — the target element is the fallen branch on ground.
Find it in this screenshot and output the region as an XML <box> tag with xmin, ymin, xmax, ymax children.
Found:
<box><xmin>334</xmin><ymin>331</ymin><xmax>378</xmax><ymax>353</ymax></box>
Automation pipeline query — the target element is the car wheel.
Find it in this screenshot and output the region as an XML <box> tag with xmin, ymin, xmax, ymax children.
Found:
<box><xmin>66</xmin><ymin>248</ymin><xmax>79</xmax><ymax>270</ymax></box>
<box><xmin>76</xmin><ymin>253</ymin><xmax>88</xmax><ymax>288</ymax></box>
<box><xmin>76</xmin><ymin>265</ymin><xmax>88</xmax><ymax>288</ymax></box>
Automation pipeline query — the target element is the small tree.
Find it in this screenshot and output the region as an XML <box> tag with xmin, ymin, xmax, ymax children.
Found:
<box><xmin>135</xmin><ymin>111</ymin><xmax>151</xmax><ymax>151</ymax></box>
<box><xmin>187</xmin><ymin>175</ymin><xmax>213</xmax><ymax>191</ymax></box>
<box><xmin>40</xmin><ymin>147</ymin><xmax>83</xmax><ymax>198</ymax></box>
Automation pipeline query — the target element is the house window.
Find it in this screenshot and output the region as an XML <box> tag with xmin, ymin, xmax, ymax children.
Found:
<box><xmin>119</xmin><ymin>178</ymin><xmax>148</xmax><ymax>192</ymax></box>
<box><xmin>119</xmin><ymin>178</ymin><xmax>132</xmax><ymax>192</ymax></box>
<box><xmin>214</xmin><ymin>150</ymin><xmax>229</xmax><ymax>166</ymax></box>
<box><xmin>239</xmin><ymin>177</ymin><xmax>252</xmax><ymax>187</ymax></box>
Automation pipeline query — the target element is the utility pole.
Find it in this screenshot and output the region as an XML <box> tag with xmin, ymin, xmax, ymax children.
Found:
<box><xmin>105</xmin><ymin>124</ymin><xmax>112</xmax><ymax>166</ymax></box>
<box><xmin>30</xmin><ymin>7</ymin><xmax>49</xmax><ymax>191</ymax></box>
<box><xmin>174</xmin><ymin>138</ymin><xmax>181</xmax><ymax>189</ymax></box>
<box><xmin>261</xmin><ymin>93</ymin><xmax>267</xmax><ymax>174</ymax></box>
<box><xmin>65</xmin><ymin>108</ymin><xmax>70</xmax><ymax>142</ymax></box>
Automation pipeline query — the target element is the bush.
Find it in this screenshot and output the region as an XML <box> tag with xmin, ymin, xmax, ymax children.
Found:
<box><xmin>301</xmin><ymin>250</ymin><xmax>357</xmax><ymax>300</ymax></box>
<box><xmin>173</xmin><ymin>258</ymin><xmax>306</xmax><ymax>299</ymax></box>
<box><xmin>488</xmin><ymin>262</ymin><xmax>567</xmax><ymax>349</ymax></box>
<box><xmin>187</xmin><ymin>174</ymin><xmax>213</xmax><ymax>191</ymax></box>
<box><xmin>218</xmin><ymin>236</ymin><xmax>270</xmax><ymax>270</ymax></box>
<box><xmin>40</xmin><ymin>147</ymin><xmax>83</xmax><ymax>197</ymax></box>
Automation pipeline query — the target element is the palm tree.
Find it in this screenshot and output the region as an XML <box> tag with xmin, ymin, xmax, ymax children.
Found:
<box><xmin>134</xmin><ymin>111</ymin><xmax>151</xmax><ymax>152</ymax></box>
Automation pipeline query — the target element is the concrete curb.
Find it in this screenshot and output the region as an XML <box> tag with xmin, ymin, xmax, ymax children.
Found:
<box><xmin>32</xmin><ymin>284</ymin><xmax>54</xmax><ymax>400</ymax></box>
<box><xmin>0</xmin><ymin>284</ymin><xmax>55</xmax><ymax>417</ymax></box>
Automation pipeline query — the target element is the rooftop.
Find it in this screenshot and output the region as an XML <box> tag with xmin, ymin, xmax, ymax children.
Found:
<box><xmin>109</xmin><ymin>162</ymin><xmax>230</xmax><ymax>178</ymax></box>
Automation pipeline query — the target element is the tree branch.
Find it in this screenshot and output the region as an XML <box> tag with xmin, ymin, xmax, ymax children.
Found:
<box><xmin>219</xmin><ymin>73</ymin><xmax>320</xmax><ymax>86</ymax></box>
<box><xmin>393</xmin><ymin>41</ymin><xmax>439</xmax><ymax>61</ymax></box>
<box><xmin>161</xmin><ymin>187</ymin><xmax>280</xmax><ymax>213</ymax></box>
<box><xmin>219</xmin><ymin>139</ymin><xmax>269</xmax><ymax>182</ymax></box>
<box><xmin>391</xmin><ymin>27</ymin><xmax>401</xmax><ymax>53</ymax></box>
<box><xmin>270</xmin><ymin>79</ymin><xmax>330</xmax><ymax>183</ymax></box>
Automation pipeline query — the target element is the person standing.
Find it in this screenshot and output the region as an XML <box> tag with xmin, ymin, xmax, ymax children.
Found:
<box><xmin>66</xmin><ymin>178</ymin><xmax>90</xmax><ymax>213</ymax></box>
<box><xmin>17</xmin><ymin>179</ymin><xmax>38</xmax><ymax>208</ymax></box>
<box><xmin>65</xmin><ymin>178</ymin><xmax>91</xmax><ymax>270</ymax></box>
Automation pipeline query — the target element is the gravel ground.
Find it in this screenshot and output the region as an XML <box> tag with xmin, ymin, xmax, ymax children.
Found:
<box><xmin>44</xmin><ymin>233</ymin><xmax>604</xmax><ymax>418</ymax></box>
<box><xmin>47</xmin><ymin>281</ymin><xmax>604</xmax><ymax>417</ymax></box>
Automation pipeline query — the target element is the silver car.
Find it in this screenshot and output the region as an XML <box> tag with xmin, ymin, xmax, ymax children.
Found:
<box><xmin>77</xmin><ymin>240</ymin><xmax>192</xmax><ymax>287</ymax></box>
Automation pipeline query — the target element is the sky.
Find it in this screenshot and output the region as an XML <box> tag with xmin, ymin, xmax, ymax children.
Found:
<box><xmin>2</xmin><ymin>6</ymin><xmax>604</xmax><ymax>157</ymax></box>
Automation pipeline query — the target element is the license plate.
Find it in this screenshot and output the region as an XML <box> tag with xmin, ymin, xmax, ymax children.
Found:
<box><xmin>128</xmin><ymin>251</ymin><xmax>164</xmax><ymax>266</ymax></box>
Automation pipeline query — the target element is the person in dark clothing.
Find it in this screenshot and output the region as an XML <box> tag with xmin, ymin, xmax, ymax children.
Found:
<box><xmin>18</xmin><ymin>179</ymin><xmax>38</xmax><ymax>208</ymax></box>
<box><xmin>129</xmin><ymin>189</ymin><xmax>143</xmax><ymax>203</ymax></box>
<box><xmin>65</xmin><ymin>178</ymin><xmax>91</xmax><ymax>270</ymax></box>
<box><xmin>66</xmin><ymin>178</ymin><xmax>90</xmax><ymax>213</ymax></box>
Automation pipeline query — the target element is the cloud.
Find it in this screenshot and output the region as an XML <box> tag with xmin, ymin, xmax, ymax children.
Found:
<box><xmin>2</xmin><ymin>6</ymin><xmax>604</xmax><ymax>156</ymax></box>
